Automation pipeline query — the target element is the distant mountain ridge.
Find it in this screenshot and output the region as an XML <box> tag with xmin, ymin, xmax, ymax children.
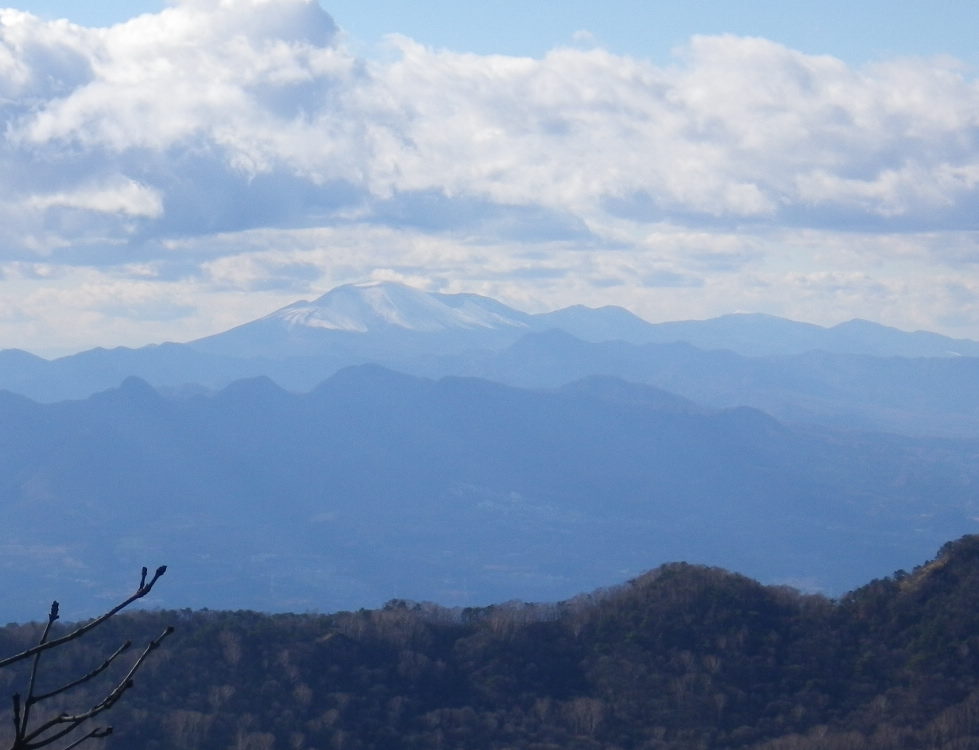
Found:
<box><xmin>190</xmin><ymin>281</ymin><xmax>979</xmax><ymax>358</ymax></box>
<box><xmin>5</xmin><ymin>282</ymin><xmax>979</xmax><ymax>643</ymax></box>
<box><xmin>2</xmin><ymin>367</ymin><xmax>978</xmax><ymax>622</ymax></box>
<box><xmin>643</xmin><ymin>312</ymin><xmax>979</xmax><ymax>357</ymax></box>
<box><xmin>3</xmin><ymin>281</ymin><xmax>979</xmax><ymax>436</ymax></box>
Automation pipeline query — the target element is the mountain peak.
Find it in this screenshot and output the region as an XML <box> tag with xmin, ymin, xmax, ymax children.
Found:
<box><xmin>266</xmin><ymin>281</ymin><xmax>531</xmax><ymax>334</ymax></box>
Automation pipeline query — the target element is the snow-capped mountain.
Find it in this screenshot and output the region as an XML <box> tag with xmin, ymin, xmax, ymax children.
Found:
<box><xmin>187</xmin><ymin>281</ymin><xmax>545</xmax><ymax>359</ymax></box>
<box><xmin>267</xmin><ymin>281</ymin><xmax>534</xmax><ymax>334</ymax></box>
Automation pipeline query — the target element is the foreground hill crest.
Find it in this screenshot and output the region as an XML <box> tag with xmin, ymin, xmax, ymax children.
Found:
<box><xmin>7</xmin><ymin>536</ymin><xmax>979</xmax><ymax>750</ymax></box>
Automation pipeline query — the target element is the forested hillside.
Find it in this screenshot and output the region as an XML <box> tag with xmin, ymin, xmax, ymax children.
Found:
<box><xmin>4</xmin><ymin>537</ymin><xmax>979</xmax><ymax>749</ymax></box>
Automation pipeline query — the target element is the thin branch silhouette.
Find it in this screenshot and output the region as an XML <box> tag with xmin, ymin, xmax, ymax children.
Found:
<box><xmin>0</xmin><ymin>566</ymin><xmax>166</xmax><ymax>670</ymax></box>
<box><xmin>2</xmin><ymin>566</ymin><xmax>172</xmax><ymax>750</ymax></box>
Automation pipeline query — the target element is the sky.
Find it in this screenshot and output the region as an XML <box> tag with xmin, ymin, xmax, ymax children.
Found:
<box><xmin>2</xmin><ymin>0</ymin><xmax>978</xmax><ymax>356</ymax></box>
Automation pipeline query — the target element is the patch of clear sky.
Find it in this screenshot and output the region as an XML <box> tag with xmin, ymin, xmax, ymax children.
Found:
<box><xmin>22</xmin><ymin>0</ymin><xmax>979</xmax><ymax>70</ymax></box>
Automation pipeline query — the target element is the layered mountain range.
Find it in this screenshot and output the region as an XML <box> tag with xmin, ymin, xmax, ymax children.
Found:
<box><xmin>2</xmin><ymin>282</ymin><xmax>979</xmax><ymax>622</ymax></box>
<box><xmin>4</xmin><ymin>281</ymin><xmax>979</xmax><ymax>436</ymax></box>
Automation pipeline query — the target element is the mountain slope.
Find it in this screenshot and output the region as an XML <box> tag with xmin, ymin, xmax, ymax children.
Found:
<box><xmin>191</xmin><ymin>281</ymin><xmax>979</xmax><ymax>359</ymax></box>
<box><xmin>433</xmin><ymin>330</ymin><xmax>979</xmax><ymax>437</ymax></box>
<box><xmin>3</xmin><ymin>282</ymin><xmax>979</xmax><ymax>437</ymax></box>
<box><xmin>2</xmin><ymin>370</ymin><xmax>978</xmax><ymax>623</ymax></box>
<box><xmin>188</xmin><ymin>281</ymin><xmax>536</xmax><ymax>358</ymax></box>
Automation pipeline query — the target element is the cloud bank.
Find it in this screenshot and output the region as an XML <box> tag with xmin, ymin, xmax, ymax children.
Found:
<box><xmin>1</xmin><ymin>0</ymin><xmax>978</xmax><ymax>353</ymax></box>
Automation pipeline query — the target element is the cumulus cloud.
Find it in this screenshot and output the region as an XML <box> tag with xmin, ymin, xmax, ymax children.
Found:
<box><xmin>0</xmin><ymin>0</ymin><xmax>978</xmax><ymax>351</ymax></box>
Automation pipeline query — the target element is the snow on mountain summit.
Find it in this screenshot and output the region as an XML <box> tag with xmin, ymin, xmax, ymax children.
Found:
<box><xmin>267</xmin><ymin>281</ymin><xmax>533</xmax><ymax>333</ymax></box>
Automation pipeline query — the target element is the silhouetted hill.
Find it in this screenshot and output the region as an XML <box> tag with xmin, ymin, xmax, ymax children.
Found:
<box><xmin>6</xmin><ymin>537</ymin><xmax>979</xmax><ymax>749</ymax></box>
<box><xmin>446</xmin><ymin>331</ymin><xmax>979</xmax><ymax>437</ymax></box>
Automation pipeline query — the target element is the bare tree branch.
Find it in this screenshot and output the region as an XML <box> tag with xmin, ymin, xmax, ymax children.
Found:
<box><xmin>0</xmin><ymin>566</ymin><xmax>166</xmax><ymax>670</ymax></box>
<box><xmin>30</xmin><ymin>642</ymin><xmax>131</xmax><ymax>704</ymax></box>
<box><xmin>22</xmin><ymin>626</ymin><xmax>173</xmax><ymax>749</ymax></box>
<box><xmin>17</xmin><ymin>604</ymin><xmax>60</xmax><ymax>739</ymax></box>
<box><xmin>2</xmin><ymin>566</ymin><xmax>172</xmax><ymax>750</ymax></box>
<box><xmin>58</xmin><ymin>728</ymin><xmax>111</xmax><ymax>750</ymax></box>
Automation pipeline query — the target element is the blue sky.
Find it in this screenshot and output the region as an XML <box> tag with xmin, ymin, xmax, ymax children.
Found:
<box><xmin>3</xmin><ymin>0</ymin><xmax>979</xmax><ymax>355</ymax></box>
<box><xmin>337</xmin><ymin>0</ymin><xmax>979</xmax><ymax>67</ymax></box>
<box><xmin>27</xmin><ymin>1</ymin><xmax>979</xmax><ymax>67</ymax></box>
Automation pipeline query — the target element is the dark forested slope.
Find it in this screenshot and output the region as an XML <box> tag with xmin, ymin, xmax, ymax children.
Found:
<box><xmin>5</xmin><ymin>537</ymin><xmax>979</xmax><ymax>749</ymax></box>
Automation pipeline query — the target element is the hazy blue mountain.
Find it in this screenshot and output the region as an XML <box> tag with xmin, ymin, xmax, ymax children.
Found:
<box><xmin>534</xmin><ymin>303</ymin><xmax>663</xmax><ymax>343</ymax></box>
<box><xmin>2</xmin><ymin>369</ymin><xmax>978</xmax><ymax>624</ymax></box>
<box><xmin>420</xmin><ymin>330</ymin><xmax>979</xmax><ymax>438</ymax></box>
<box><xmin>190</xmin><ymin>281</ymin><xmax>979</xmax><ymax>358</ymax></box>
<box><xmin>636</xmin><ymin>313</ymin><xmax>831</xmax><ymax>355</ymax></box>
<box><xmin>0</xmin><ymin>343</ymin><xmax>274</xmax><ymax>403</ymax></box>
<box><xmin>2</xmin><ymin>282</ymin><xmax>979</xmax><ymax>438</ymax></box>
<box><xmin>0</xmin><ymin>348</ymin><xmax>47</xmax><ymax>377</ymax></box>
<box><xmin>640</xmin><ymin>312</ymin><xmax>979</xmax><ymax>357</ymax></box>
<box><xmin>825</xmin><ymin>317</ymin><xmax>979</xmax><ymax>357</ymax></box>
<box><xmin>556</xmin><ymin>374</ymin><xmax>703</xmax><ymax>413</ymax></box>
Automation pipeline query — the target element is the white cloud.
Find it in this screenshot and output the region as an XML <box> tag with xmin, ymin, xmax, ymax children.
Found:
<box><xmin>24</xmin><ymin>176</ymin><xmax>163</xmax><ymax>217</ymax></box>
<box><xmin>0</xmin><ymin>0</ymin><xmax>978</xmax><ymax>350</ymax></box>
